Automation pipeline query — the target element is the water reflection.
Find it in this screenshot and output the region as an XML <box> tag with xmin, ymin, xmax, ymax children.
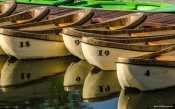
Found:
<box><xmin>0</xmin><ymin>56</ymin><xmax>9</xmax><ymax>85</ymax></box>
<box><xmin>83</xmin><ymin>68</ymin><xmax>121</xmax><ymax>102</ymax></box>
<box><xmin>1</xmin><ymin>56</ymin><xmax>74</xmax><ymax>87</ymax></box>
<box><xmin>0</xmin><ymin>56</ymin><xmax>121</xmax><ymax>108</ymax></box>
<box><xmin>118</xmin><ymin>88</ymin><xmax>175</xmax><ymax>109</ymax></box>
<box><xmin>64</xmin><ymin>59</ymin><xmax>93</xmax><ymax>91</ymax></box>
<box><xmin>0</xmin><ymin>56</ymin><xmax>75</xmax><ymax>108</ymax></box>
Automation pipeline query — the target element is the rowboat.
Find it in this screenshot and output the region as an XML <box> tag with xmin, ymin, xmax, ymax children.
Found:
<box><xmin>0</xmin><ymin>6</ymin><xmax>50</xmax><ymax>27</ymax></box>
<box><xmin>81</xmin><ymin>33</ymin><xmax>175</xmax><ymax>70</ymax></box>
<box><xmin>64</xmin><ymin>59</ymin><xmax>93</xmax><ymax>91</ymax></box>
<box><xmin>0</xmin><ymin>28</ymin><xmax>72</xmax><ymax>59</ymax></box>
<box><xmin>0</xmin><ymin>1</ymin><xmax>17</xmax><ymax>18</ymax></box>
<box><xmin>116</xmin><ymin>45</ymin><xmax>175</xmax><ymax>91</ymax></box>
<box><xmin>118</xmin><ymin>88</ymin><xmax>175</xmax><ymax>109</ymax></box>
<box><xmin>63</xmin><ymin>25</ymin><xmax>175</xmax><ymax>61</ymax></box>
<box><xmin>0</xmin><ymin>9</ymin><xmax>94</xmax><ymax>59</ymax></box>
<box><xmin>83</xmin><ymin>68</ymin><xmax>121</xmax><ymax>102</ymax></box>
<box><xmin>59</xmin><ymin>1</ymin><xmax>175</xmax><ymax>12</ymax></box>
<box><xmin>5</xmin><ymin>9</ymin><xmax>94</xmax><ymax>31</ymax></box>
<box><xmin>1</xmin><ymin>56</ymin><xmax>74</xmax><ymax>87</ymax></box>
<box><xmin>62</xmin><ymin>12</ymin><xmax>146</xmax><ymax>60</ymax></box>
<box><xmin>16</xmin><ymin>0</ymin><xmax>73</xmax><ymax>6</ymax></box>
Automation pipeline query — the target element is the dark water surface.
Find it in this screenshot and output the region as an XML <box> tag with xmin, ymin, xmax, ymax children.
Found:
<box><xmin>0</xmin><ymin>55</ymin><xmax>174</xmax><ymax>109</ymax></box>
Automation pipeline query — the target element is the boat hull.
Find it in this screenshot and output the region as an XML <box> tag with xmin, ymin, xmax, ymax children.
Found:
<box><xmin>62</xmin><ymin>22</ymin><xmax>144</xmax><ymax>60</ymax></box>
<box><xmin>81</xmin><ymin>43</ymin><xmax>151</xmax><ymax>70</ymax></box>
<box><xmin>0</xmin><ymin>34</ymin><xmax>71</xmax><ymax>59</ymax></box>
<box><xmin>117</xmin><ymin>63</ymin><xmax>175</xmax><ymax>91</ymax></box>
<box><xmin>63</xmin><ymin>34</ymin><xmax>86</xmax><ymax>60</ymax></box>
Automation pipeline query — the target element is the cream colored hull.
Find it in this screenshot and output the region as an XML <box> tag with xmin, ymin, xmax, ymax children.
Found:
<box><xmin>81</xmin><ymin>43</ymin><xmax>151</xmax><ymax>70</ymax></box>
<box><xmin>117</xmin><ymin>63</ymin><xmax>175</xmax><ymax>91</ymax></box>
<box><xmin>0</xmin><ymin>34</ymin><xmax>71</xmax><ymax>59</ymax></box>
<box><xmin>63</xmin><ymin>34</ymin><xmax>86</xmax><ymax>60</ymax></box>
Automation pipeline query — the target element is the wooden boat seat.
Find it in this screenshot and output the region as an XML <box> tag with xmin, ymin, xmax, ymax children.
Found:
<box><xmin>109</xmin><ymin>26</ymin><xmax>124</xmax><ymax>30</ymax></box>
<box><xmin>16</xmin><ymin>20</ymin><xmax>30</xmax><ymax>23</ymax></box>
<box><xmin>155</xmin><ymin>55</ymin><xmax>175</xmax><ymax>61</ymax></box>
<box><xmin>148</xmin><ymin>41</ymin><xmax>171</xmax><ymax>45</ymax></box>
<box><xmin>130</xmin><ymin>32</ymin><xmax>150</xmax><ymax>37</ymax></box>
<box><xmin>58</xmin><ymin>22</ymin><xmax>74</xmax><ymax>27</ymax></box>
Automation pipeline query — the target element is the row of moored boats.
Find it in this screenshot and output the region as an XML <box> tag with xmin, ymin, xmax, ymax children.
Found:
<box><xmin>0</xmin><ymin>1</ymin><xmax>175</xmax><ymax>92</ymax></box>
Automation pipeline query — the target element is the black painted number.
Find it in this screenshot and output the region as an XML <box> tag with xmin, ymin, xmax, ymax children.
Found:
<box><xmin>20</xmin><ymin>41</ymin><xmax>30</xmax><ymax>48</ymax></box>
<box><xmin>98</xmin><ymin>50</ymin><xmax>110</xmax><ymax>56</ymax></box>
<box><xmin>76</xmin><ymin>76</ymin><xmax>81</xmax><ymax>81</ymax></box>
<box><xmin>21</xmin><ymin>73</ymin><xmax>31</xmax><ymax>79</ymax></box>
<box><xmin>99</xmin><ymin>85</ymin><xmax>110</xmax><ymax>92</ymax></box>
<box><xmin>145</xmin><ymin>70</ymin><xmax>150</xmax><ymax>76</ymax></box>
<box><xmin>75</xmin><ymin>40</ymin><xmax>80</xmax><ymax>46</ymax></box>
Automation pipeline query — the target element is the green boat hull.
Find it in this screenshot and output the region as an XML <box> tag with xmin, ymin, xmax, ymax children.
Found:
<box><xmin>0</xmin><ymin>0</ymin><xmax>74</xmax><ymax>6</ymax></box>
<box><xmin>59</xmin><ymin>1</ymin><xmax>175</xmax><ymax>12</ymax></box>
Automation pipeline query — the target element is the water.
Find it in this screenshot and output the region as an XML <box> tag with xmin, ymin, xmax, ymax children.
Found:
<box><xmin>0</xmin><ymin>55</ymin><xmax>175</xmax><ymax>109</ymax></box>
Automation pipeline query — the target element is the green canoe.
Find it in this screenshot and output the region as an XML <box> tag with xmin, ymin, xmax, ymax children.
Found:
<box><xmin>1</xmin><ymin>0</ymin><xmax>74</xmax><ymax>6</ymax></box>
<box><xmin>59</xmin><ymin>1</ymin><xmax>175</xmax><ymax>12</ymax></box>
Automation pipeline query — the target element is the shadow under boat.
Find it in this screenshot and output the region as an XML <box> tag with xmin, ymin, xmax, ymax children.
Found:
<box><xmin>82</xmin><ymin>67</ymin><xmax>121</xmax><ymax>102</ymax></box>
<box><xmin>64</xmin><ymin>59</ymin><xmax>94</xmax><ymax>92</ymax></box>
<box><xmin>118</xmin><ymin>87</ymin><xmax>175</xmax><ymax>109</ymax></box>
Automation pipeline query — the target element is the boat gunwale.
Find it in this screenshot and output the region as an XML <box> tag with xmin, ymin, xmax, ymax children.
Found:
<box><xmin>72</xmin><ymin>12</ymin><xmax>147</xmax><ymax>30</ymax></box>
<box><xmin>81</xmin><ymin>36</ymin><xmax>175</xmax><ymax>52</ymax></box>
<box><xmin>0</xmin><ymin>6</ymin><xmax>50</xmax><ymax>26</ymax></box>
<box><xmin>0</xmin><ymin>28</ymin><xmax>64</xmax><ymax>41</ymax></box>
<box><xmin>4</xmin><ymin>9</ymin><xmax>94</xmax><ymax>30</ymax></box>
<box><xmin>116</xmin><ymin>45</ymin><xmax>175</xmax><ymax>67</ymax></box>
<box><xmin>62</xmin><ymin>26</ymin><xmax>175</xmax><ymax>38</ymax></box>
<box><xmin>0</xmin><ymin>1</ymin><xmax>17</xmax><ymax>18</ymax></box>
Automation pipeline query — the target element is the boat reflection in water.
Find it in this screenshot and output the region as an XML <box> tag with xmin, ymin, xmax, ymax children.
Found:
<box><xmin>0</xmin><ymin>56</ymin><xmax>75</xmax><ymax>108</ymax></box>
<box><xmin>118</xmin><ymin>87</ymin><xmax>175</xmax><ymax>109</ymax></box>
<box><xmin>64</xmin><ymin>59</ymin><xmax>93</xmax><ymax>91</ymax></box>
<box><xmin>1</xmin><ymin>56</ymin><xmax>74</xmax><ymax>87</ymax></box>
<box><xmin>0</xmin><ymin>55</ymin><xmax>10</xmax><ymax>88</ymax></box>
<box><xmin>83</xmin><ymin>68</ymin><xmax>121</xmax><ymax>102</ymax></box>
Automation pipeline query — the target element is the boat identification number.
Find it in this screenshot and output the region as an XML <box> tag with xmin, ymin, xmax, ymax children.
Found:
<box><xmin>98</xmin><ymin>50</ymin><xmax>110</xmax><ymax>56</ymax></box>
<box><xmin>99</xmin><ymin>85</ymin><xmax>110</xmax><ymax>92</ymax></box>
<box><xmin>21</xmin><ymin>73</ymin><xmax>31</xmax><ymax>79</ymax></box>
<box><xmin>19</xmin><ymin>41</ymin><xmax>30</xmax><ymax>48</ymax></box>
<box><xmin>75</xmin><ymin>40</ymin><xmax>80</xmax><ymax>46</ymax></box>
<box><xmin>76</xmin><ymin>76</ymin><xmax>81</xmax><ymax>81</ymax></box>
